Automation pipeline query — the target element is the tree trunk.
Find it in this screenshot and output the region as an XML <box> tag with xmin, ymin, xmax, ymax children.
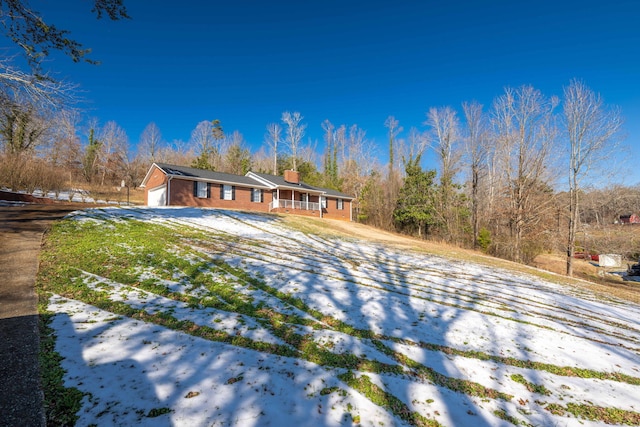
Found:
<box><xmin>472</xmin><ymin>166</ymin><xmax>479</xmax><ymax>249</ymax></box>
<box><xmin>566</xmin><ymin>186</ymin><xmax>579</xmax><ymax>276</ymax></box>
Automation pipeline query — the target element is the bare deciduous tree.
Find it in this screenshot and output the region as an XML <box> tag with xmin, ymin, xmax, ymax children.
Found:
<box><xmin>398</xmin><ymin>127</ymin><xmax>429</xmax><ymax>167</ymax></box>
<box><xmin>0</xmin><ymin>93</ymin><xmax>50</xmax><ymax>154</ymax></box>
<box><xmin>384</xmin><ymin>116</ymin><xmax>402</xmax><ymax>180</ymax></box>
<box><xmin>0</xmin><ymin>60</ymin><xmax>75</xmax><ymax>107</ymax></box>
<box><xmin>190</xmin><ymin>120</ymin><xmax>226</xmax><ymax>170</ymax></box>
<box><xmin>382</xmin><ymin>116</ymin><xmax>404</xmax><ymax>228</ymax></box>
<box><xmin>492</xmin><ymin>85</ymin><xmax>559</xmax><ymax>262</ymax></box>
<box><xmin>563</xmin><ymin>79</ymin><xmax>623</xmax><ymax>276</ymax></box>
<box><xmin>160</xmin><ymin>139</ymin><xmax>194</xmax><ymax>166</ymax></box>
<box><xmin>264</xmin><ymin>122</ymin><xmax>282</xmax><ymax>175</ymax></box>
<box><xmin>281</xmin><ymin>111</ymin><xmax>306</xmax><ymax>171</ymax></box>
<box><xmin>462</xmin><ymin>101</ymin><xmax>489</xmax><ymax>248</ymax></box>
<box><xmin>426</xmin><ymin>106</ymin><xmax>462</xmax><ymax>242</ymax></box>
<box><xmin>44</xmin><ymin>108</ymin><xmax>83</xmax><ymax>188</ymax></box>
<box><xmin>321</xmin><ymin>120</ymin><xmax>339</xmax><ymax>186</ymax></box>
<box><xmin>138</xmin><ymin>122</ymin><xmax>163</xmax><ymax>163</ymax></box>
<box><xmin>426</xmin><ymin>106</ymin><xmax>461</xmax><ymax>185</ymax></box>
<box><xmin>346</xmin><ymin>124</ymin><xmax>367</xmax><ymax>166</ymax></box>
<box><xmin>223</xmin><ymin>131</ymin><xmax>251</xmax><ymax>175</ymax></box>
<box><xmin>97</xmin><ymin>120</ymin><xmax>128</xmax><ymax>185</ymax></box>
<box><xmin>341</xmin><ymin>127</ymin><xmax>375</xmax><ymax>219</ymax></box>
<box><xmin>191</xmin><ymin>120</ymin><xmax>214</xmax><ymax>155</ymax></box>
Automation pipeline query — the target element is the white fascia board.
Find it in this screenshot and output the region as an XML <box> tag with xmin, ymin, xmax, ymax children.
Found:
<box><xmin>245</xmin><ymin>172</ymin><xmax>278</xmax><ymax>189</ymax></box>
<box><xmin>172</xmin><ymin>175</ymin><xmax>270</xmax><ymax>189</ymax></box>
<box><xmin>278</xmin><ymin>184</ymin><xmax>324</xmax><ymax>194</ymax></box>
<box><xmin>139</xmin><ymin>162</ymin><xmax>162</xmax><ymax>188</ymax></box>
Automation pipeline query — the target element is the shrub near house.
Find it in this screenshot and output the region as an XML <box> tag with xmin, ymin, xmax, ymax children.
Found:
<box><xmin>140</xmin><ymin>163</ymin><xmax>354</xmax><ymax>221</ymax></box>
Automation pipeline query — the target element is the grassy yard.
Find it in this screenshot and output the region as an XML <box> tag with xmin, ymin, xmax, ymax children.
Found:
<box><xmin>37</xmin><ymin>207</ymin><xmax>640</xmax><ymax>426</ymax></box>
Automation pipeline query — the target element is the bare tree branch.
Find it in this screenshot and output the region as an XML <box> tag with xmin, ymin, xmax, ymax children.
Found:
<box><xmin>0</xmin><ymin>0</ymin><xmax>129</xmax><ymax>71</ymax></box>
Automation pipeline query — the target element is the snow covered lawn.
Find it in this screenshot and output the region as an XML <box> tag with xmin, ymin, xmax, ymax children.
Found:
<box><xmin>37</xmin><ymin>207</ymin><xmax>640</xmax><ymax>426</ymax></box>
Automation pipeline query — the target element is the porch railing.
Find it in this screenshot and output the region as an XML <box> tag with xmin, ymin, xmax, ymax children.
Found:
<box><xmin>269</xmin><ymin>199</ymin><xmax>320</xmax><ymax>211</ymax></box>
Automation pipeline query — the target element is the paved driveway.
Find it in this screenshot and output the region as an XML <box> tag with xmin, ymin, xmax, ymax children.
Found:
<box><xmin>0</xmin><ymin>205</ymin><xmax>79</xmax><ymax>427</ymax></box>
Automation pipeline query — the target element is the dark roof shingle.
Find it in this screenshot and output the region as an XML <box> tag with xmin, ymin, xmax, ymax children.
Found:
<box><xmin>155</xmin><ymin>163</ymin><xmax>267</xmax><ymax>187</ymax></box>
<box><xmin>152</xmin><ymin>163</ymin><xmax>354</xmax><ymax>199</ymax></box>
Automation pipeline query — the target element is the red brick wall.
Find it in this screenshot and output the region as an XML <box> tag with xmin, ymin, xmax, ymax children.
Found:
<box><xmin>168</xmin><ymin>178</ymin><xmax>272</xmax><ymax>212</ymax></box>
<box><xmin>271</xmin><ymin>207</ymin><xmax>321</xmax><ymax>218</ymax></box>
<box><xmin>144</xmin><ymin>165</ymin><xmax>168</xmax><ymax>205</ymax></box>
<box><xmin>144</xmin><ymin>168</ymin><xmax>353</xmax><ymax>221</ymax></box>
<box><xmin>323</xmin><ymin>197</ymin><xmax>352</xmax><ymax>221</ymax></box>
<box><xmin>284</xmin><ymin>170</ymin><xmax>300</xmax><ymax>183</ymax></box>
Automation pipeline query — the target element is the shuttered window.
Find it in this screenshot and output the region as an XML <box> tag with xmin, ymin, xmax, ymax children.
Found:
<box><xmin>251</xmin><ymin>188</ymin><xmax>263</xmax><ymax>203</ymax></box>
<box><xmin>221</xmin><ymin>184</ymin><xmax>235</xmax><ymax>200</ymax></box>
<box><xmin>194</xmin><ymin>181</ymin><xmax>208</xmax><ymax>198</ymax></box>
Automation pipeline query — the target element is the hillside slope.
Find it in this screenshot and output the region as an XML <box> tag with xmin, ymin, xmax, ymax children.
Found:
<box><xmin>283</xmin><ymin>214</ymin><xmax>640</xmax><ymax>304</ymax></box>
<box><xmin>37</xmin><ymin>207</ymin><xmax>640</xmax><ymax>426</ymax></box>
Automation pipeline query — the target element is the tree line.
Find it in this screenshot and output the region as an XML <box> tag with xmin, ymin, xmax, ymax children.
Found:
<box><xmin>0</xmin><ymin>1</ymin><xmax>633</xmax><ymax>276</ymax></box>
<box><xmin>0</xmin><ymin>78</ymin><xmax>633</xmax><ymax>275</ymax></box>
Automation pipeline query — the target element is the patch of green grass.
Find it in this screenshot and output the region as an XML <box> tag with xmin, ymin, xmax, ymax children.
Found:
<box><xmin>319</xmin><ymin>386</ymin><xmax>347</xmax><ymax>396</ymax></box>
<box><xmin>395</xmin><ymin>337</ymin><xmax>640</xmax><ymax>386</ymax></box>
<box><xmin>370</xmin><ymin>340</ymin><xmax>512</xmax><ymax>401</ymax></box>
<box><xmin>510</xmin><ymin>374</ymin><xmax>551</xmax><ymax>395</ymax></box>
<box><xmin>493</xmin><ymin>409</ymin><xmax>531</xmax><ymax>426</ymax></box>
<box><xmin>338</xmin><ymin>372</ymin><xmax>441</xmax><ymax>427</ymax></box>
<box><xmin>147</xmin><ymin>407</ymin><xmax>172</xmax><ymax>417</ymax></box>
<box><xmin>39</xmin><ymin>212</ymin><xmax>636</xmax><ymax>427</ymax></box>
<box><xmin>38</xmin><ymin>312</ymin><xmax>84</xmax><ymax>426</ymax></box>
<box><xmin>541</xmin><ymin>402</ymin><xmax>640</xmax><ymax>425</ymax></box>
<box><xmin>38</xmin><ymin>216</ymin><xmax>513</xmax><ymax>406</ymax></box>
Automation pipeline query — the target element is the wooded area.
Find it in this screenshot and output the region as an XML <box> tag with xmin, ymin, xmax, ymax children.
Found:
<box><xmin>0</xmin><ymin>0</ymin><xmax>636</xmax><ymax>276</ymax></box>
<box><xmin>1</xmin><ymin>80</ymin><xmax>636</xmax><ymax>274</ymax></box>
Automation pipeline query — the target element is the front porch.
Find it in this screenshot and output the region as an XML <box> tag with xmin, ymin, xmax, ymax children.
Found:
<box><xmin>268</xmin><ymin>189</ymin><xmax>324</xmax><ymax>217</ymax></box>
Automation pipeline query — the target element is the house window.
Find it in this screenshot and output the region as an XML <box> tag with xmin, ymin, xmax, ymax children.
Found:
<box><xmin>251</xmin><ymin>188</ymin><xmax>263</xmax><ymax>203</ymax></box>
<box><xmin>195</xmin><ymin>181</ymin><xmax>208</xmax><ymax>198</ymax></box>
<box><xmin>221</xmin><ymin>184</ymin><xmax>235</xmax><ymax>200</ymax></box>
<box><xmin>337</xmin><ymin>198</ymin><xmax>344</xmax><ymax>210</ymax></box>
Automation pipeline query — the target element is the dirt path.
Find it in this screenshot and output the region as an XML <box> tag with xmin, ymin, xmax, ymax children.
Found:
<box><xmin>0</xmin><ymin>204</ymin><xmax>79</xmax><ymax>427</ymax></box>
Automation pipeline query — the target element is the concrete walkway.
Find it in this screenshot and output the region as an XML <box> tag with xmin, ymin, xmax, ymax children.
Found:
<box><xmin>0</xmin><ymin>205</ymin><xmax>78</xmax><ymax>427</ymax></box>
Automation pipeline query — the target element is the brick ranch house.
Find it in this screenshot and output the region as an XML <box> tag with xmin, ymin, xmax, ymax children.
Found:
<box><xmin>140</xmin><ymin>163</ymin><xmax>354</xmax><ymax>221</ymax></box>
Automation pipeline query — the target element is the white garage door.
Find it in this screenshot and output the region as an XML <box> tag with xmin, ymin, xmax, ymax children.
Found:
<box><xmin>148</xmin><ymin>186</ymin><xmax>166</xmax><ymax>206</ymax></box>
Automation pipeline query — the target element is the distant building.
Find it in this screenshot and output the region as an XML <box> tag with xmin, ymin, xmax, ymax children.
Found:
<box><xmin>619</xmin><ymin>214</ymin><xmax>640</xmax><ymax>224</ymax></box>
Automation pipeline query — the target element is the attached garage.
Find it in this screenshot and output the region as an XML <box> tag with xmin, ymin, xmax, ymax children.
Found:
<box><xmin>147</xmin><ymin>185</ymin><xmax>167</xmax><ymax>206</ymax></box>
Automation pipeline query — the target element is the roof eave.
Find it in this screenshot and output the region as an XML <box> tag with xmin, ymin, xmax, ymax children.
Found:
<box><xmin>169</xmin><ymin>175</ymin><xmax>270</xmax><ymax>189</ymax></box>
<box><xmin>139</xmin><ymin>162</ymin><xmax>163</xmax><ymax>188</ymax></box>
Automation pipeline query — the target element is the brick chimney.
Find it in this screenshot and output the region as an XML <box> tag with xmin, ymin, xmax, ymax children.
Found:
<box><xmin>284</xmin><ymin>170</ymin><xmax>300</xmax><ymax>184</ymax></box>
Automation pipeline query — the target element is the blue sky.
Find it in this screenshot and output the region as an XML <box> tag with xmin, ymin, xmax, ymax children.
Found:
<box><xmin>4</xmin><ymin>0</ymin><xmax>640</xmax><ymax>182</ymax></box>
